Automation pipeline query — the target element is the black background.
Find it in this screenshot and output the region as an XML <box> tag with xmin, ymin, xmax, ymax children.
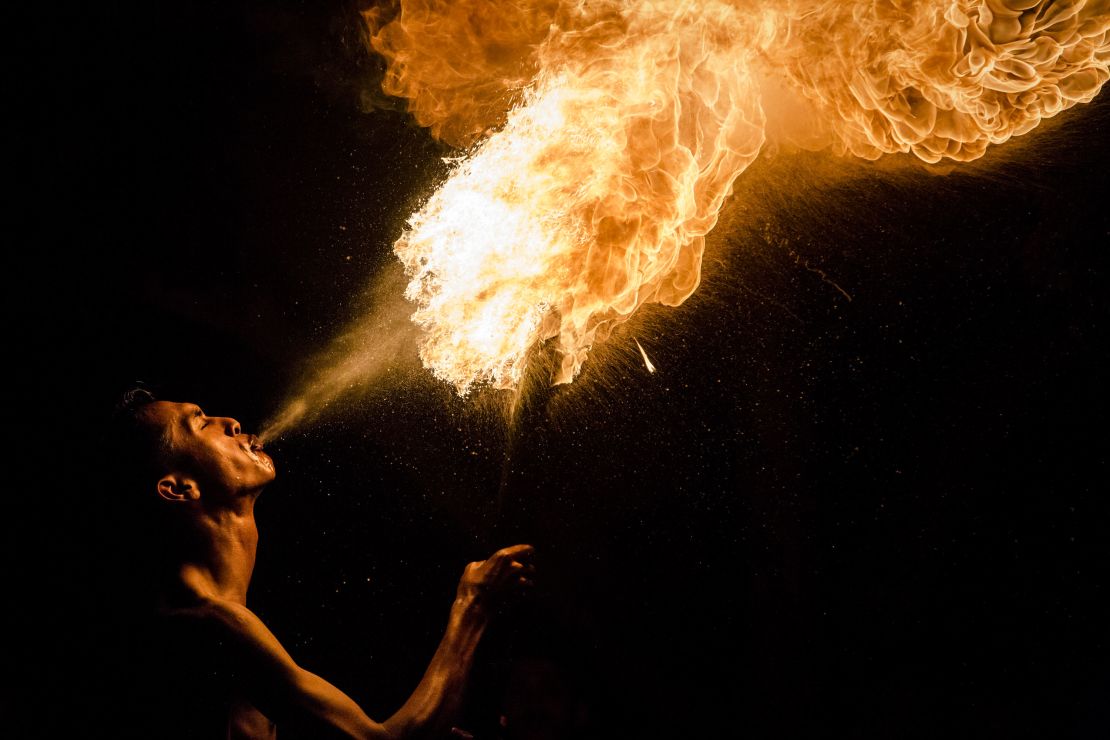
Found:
<box><xmin>12</xmin><ymin>1</ymin><xmax>1110</xmax><ymax>737</ymax></box>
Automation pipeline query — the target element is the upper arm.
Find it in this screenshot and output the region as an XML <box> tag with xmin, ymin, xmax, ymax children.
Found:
<box><xmin>177</xmin><ymin>600</ymin><xmax>392</xmax><ymax>740</ymax></box>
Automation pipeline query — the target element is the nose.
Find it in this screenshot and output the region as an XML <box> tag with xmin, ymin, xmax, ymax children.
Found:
<box><xmin>221</xmin><ymin>417</ymin><xmax>242</xmax><ymax>437</ymax></box>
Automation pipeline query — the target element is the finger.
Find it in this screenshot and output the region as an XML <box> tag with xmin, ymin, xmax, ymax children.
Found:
<box><xmin>517</xmin><ymin>576</ymin><xmax>534</xmax><ymax>588</ymax></box>
<box><xmin>508</xmin><ymin>561</ymin><xmax>536</xmax><ymax>575</ymax></box>
<box><xmin>494</xmin><ymin>544</ymin><xmax>535</xmax><ymax>560</ymax></box>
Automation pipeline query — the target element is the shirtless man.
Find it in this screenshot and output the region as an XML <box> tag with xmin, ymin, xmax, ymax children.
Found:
<box><xmin>108</xmin><ymin>389</ymin><xmax>534</xmax><ymax>738</ymax></box>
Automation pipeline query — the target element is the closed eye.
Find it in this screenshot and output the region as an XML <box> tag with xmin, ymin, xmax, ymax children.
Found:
<box><xmin>195</xmin><ymin>408</ymin><xmax>210</xmax><ymax>429</ymax></box>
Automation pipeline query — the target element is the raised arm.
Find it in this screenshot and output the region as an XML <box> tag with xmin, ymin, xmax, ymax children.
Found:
<box><xmin>383</xmin><ymin>544</ymin><xmax>536</xmax><ymax>739</ymax></box>
<box><xmin>187</xmin><ymin>544</ymin><xmax>535</xmax><ymax>740</ymax></box>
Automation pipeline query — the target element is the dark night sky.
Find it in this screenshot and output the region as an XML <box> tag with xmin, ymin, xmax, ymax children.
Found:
<box><xmin>12</xmin><ymin>2</ymin><xmax>1110</xmax><ymax>737</ymax></box>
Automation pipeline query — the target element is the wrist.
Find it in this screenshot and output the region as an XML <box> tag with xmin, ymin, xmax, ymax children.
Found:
<box><xmin>441</xmin><ymin>598</ymin><xmax>485</xmax><ymax>657</ymax></box>
<box><xmin>450</xmin><ymin>592</ymin><xmax>489</xmax><ymax>628</ymax></box>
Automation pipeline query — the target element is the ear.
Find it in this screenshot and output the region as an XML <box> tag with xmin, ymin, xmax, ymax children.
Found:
<box><xmin>156</xmin><ymin>473</ymin><xmax>202</xmax><ymax>503</ymax></box>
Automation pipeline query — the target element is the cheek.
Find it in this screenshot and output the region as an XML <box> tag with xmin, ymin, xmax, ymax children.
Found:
<box><xmin>212</xmin><ymin>447</ymin><xmax>250</xmax><ymax>480</ymax></box>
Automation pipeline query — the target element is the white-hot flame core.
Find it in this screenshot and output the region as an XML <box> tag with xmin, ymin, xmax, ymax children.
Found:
<box><xmin>369</xmin><ymin>0</ymin><xmax>1109</xmax><ymax>395</ymax></box>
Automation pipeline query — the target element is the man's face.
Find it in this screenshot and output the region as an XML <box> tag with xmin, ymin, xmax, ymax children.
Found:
<box><xmin>141</xmin><ymin>400</ymin><xmax>276</xmax><ymax>499</ymax></box>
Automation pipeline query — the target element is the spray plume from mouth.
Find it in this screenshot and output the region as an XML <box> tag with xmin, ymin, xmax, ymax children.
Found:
<box><xmin>362</xmin><ymin>0</ymin><xmax>1108</xmax><ymax>396</ymax></box>
<box><xmin>259</xmin><ymin>265</ymin><xmax>419</xmax><ymax>443</ymax></box>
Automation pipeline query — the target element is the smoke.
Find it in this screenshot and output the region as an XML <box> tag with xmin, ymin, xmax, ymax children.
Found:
<box><xmin>359</xmin><ymin>0</ymin><xmax>1108</xmax><ymax>395</ymax></box>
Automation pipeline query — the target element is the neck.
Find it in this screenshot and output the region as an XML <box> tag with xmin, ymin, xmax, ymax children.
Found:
<box><xmin>165</xmin><ymin>491</ymin><xmax>261</xmax><ymax>606</ymax></box>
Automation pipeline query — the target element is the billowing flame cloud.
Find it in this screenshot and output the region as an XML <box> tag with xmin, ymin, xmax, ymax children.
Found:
<box><xmin>365</xmin><ymin>0</ymin><xmax>1109</xmax><ymax>394</ymax></box>
<box><xmin>776</xmin><ymin>0</ymin><xmax>1110</xmax><ymax>162</ymax></box>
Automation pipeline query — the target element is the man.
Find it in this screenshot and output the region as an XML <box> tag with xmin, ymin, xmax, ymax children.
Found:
<box><xmin>108</xmin><ymin>389</ymin><xmax>535</xmax><ymax>738</ymax></box>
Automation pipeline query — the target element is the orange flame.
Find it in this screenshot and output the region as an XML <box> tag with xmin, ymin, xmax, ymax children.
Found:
<box><xmin>365</xmin><ymin>0</ymin><xmax>1109</xmax><ymax>394</ymax></box>
<box><xmin>775</xmin><ymin>0</ymin><xmax>1110</xmax><ymax>162</ymax></box>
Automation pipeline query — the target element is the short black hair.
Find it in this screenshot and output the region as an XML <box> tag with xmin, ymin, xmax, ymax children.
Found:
<box><xmin>99</xmin><ymin>388</ymin><xmax>179</xmax><ymax>613</ymax></box>
<box><xmin>105</xmin><ymin>386</ymin><xmax>173</xmax><ymax>501</ymax></box>
<box><xmin>113</xmin><ymin>387</ymin><xmax>158</xmax><ymax>423</ymax></box>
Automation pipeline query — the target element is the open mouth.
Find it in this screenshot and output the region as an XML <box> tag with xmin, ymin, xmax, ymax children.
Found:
<box><xmin>242</xmin><ymin>435</ymin><xmax>272</xmax><ymax>469</ymax></box>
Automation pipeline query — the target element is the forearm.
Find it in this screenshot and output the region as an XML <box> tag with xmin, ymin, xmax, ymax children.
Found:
<box><xmin>382</xmin><ymin>543</ymin><xmax>534</xmax><ymax>739</ymax></box>
<box><xmin>382</xmin><ymin>595</ymin><xmax>487</xmax><ymax>740</ymax></box>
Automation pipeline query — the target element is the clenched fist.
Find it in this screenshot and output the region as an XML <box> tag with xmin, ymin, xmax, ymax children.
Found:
<box><xmin>454</xmin><ymin>544</ymin><xmax>536</xmax><ymax>616</ymax></box>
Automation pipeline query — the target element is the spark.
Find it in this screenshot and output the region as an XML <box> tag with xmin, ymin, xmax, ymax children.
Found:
<box><xmin>635</xmin><ymin>338</ymin><xmax>657</xmax><ymax>374</ymax></box>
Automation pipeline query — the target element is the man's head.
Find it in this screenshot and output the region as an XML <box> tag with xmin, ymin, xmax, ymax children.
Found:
<box><xmin>110</xmin><ymin>389</ymin><xmax>275</xmax><ymax>510</ymax></box>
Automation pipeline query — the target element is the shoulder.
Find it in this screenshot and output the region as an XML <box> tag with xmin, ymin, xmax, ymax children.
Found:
<box><xmin>156</xmin><ymin>594</ymin><xmax>242</xmax><ymax>629</ymax></box>
<box><xmin>144</xmin><ymin>598</ymin><xmax>249</xmax><ymax>665</ymax></box>
<box><xmin>157</xmin><ymin>596</ymin><xmax>302</xmax><ymax>680</ymax></box>
<box><xmin>156</xmin><ymin>597</ymin><xmax>274</xmax><ymax>650</ymax></box>
<box><xmin>178</xmin><ymin>595</ymin><xmax>254</xmax><ymax>621</ymax></box>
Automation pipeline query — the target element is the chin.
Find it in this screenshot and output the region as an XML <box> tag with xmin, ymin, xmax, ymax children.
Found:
<box><xmin>238</xmin><ymin>465</ymin><xmax>276</xmax><ymax>492</ymax></box>
<box><xmin>253</xmin><ymin>461</ymin><xmax>277</xmax><ymax>484</ymax></box>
